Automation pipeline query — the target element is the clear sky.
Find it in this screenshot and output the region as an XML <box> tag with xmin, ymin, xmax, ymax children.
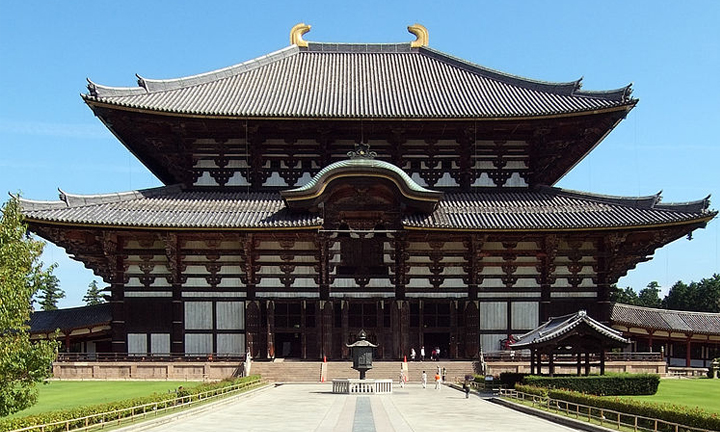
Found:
<box><xmin>1</xmin><ymin>1</ymin><xmax>718</xmax><ymax>308</ymax></box>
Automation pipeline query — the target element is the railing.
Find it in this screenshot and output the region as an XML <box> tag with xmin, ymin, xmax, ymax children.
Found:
<box><xmin>498</xmin><ymin>388</ymin><xmax>710</xmax><ymax>432</ymax></box>
<box><xmin>9</xmin><ymin>378</ymin><xmax>264</xmax><ymax>432</ymax></box>
<box><xmin>56</xmin><ymin>352</ymin><xmax>245</xmax><ymax>362</ymax></box>
<box><xmin>331</xmin><ymin>379</ymin><xmax>393</xmax><ymax>394</ymax></box>
<box><xmin>482</xmin><ymin>351</ymin><xmax>663</xmax><ymax>363</ymax></box>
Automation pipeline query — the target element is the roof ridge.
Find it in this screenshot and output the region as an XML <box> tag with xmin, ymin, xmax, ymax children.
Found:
<box><xmin>614</xmin><ymin>302</ymin><xmax>720</xmax><ymax>317</ymax></box>
<box><xmin>538</xmin><ymin>185</ymin><xmax>662</xmax><ymax>209</ymax></box>
<box><xmin>86</xmin><ymin>45</ymin><xmax>300</xmax><ymax>98</ymax></box>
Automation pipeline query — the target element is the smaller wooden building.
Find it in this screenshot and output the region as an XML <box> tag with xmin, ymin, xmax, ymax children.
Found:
<box><xmin>29</xmin><ymin>304</ymin><xmax>112</xmax><ymax>357</ymax></box>
<box><xmin>611</xmin><ymin>303</ymin><xmax>720</xmax><ymax>368</ymax></box>
<box><xmin>511</xmin><ymin>310</ymin><xmax>628</xmax><ymax>375</ymax></box>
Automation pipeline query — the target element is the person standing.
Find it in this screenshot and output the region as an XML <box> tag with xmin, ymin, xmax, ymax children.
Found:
<box><xmin>410</xmin><ymin>347</ymin><xmax>416</xmax><ymax>361</ymax></box>
<box><xmin>420</xmin><ymin>346</ymin><xmax>425</xmax><ymax>361</ymax></box>
<box><xmin>463</xmin><ymin>381</ymin><xmax>470</xmax><ymax>398</ymax></box>
<box><xmin>399</xmin><ymin>366</ymin><xmax>406</xmax><ymax>388</ymax></box>
<box><xmin>442</xmin><ymin>367</ymin><xmax>446</xmax><ymax>383</ymax></box>
<box><xmin>434</xmin><ymin>372</ymin><xmax>441</xmax><ymax>390</ymax></box>
<box><xmin>421</xmin><ymin>371</ymin><xmax>427</xmax><ymax>389</ymax></box>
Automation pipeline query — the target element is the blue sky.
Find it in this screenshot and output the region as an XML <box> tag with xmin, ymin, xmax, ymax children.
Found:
<box><xmin>2</xmin><ymin>1</ymin><xmax>718</xmax><ymax>308</ymax></box>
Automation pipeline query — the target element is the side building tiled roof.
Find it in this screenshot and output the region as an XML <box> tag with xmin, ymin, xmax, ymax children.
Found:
<box><xmin>19</xmin><ymin>185</ymin><xmax>713</xmax><ymax>231</ymax></box>
<box><xmin>29</xmin><ymin>303</ymin><xmax>111</xmax><ymax>334</ymax></box>
<box><xmin>610</xmin><ymin>303</ymin><xmax>720</xmax><ymax>336</ymax></box>
<box><xmin>512</xmin><ymin>310</ymin><xmax>629</xmax><ymax>349</ymax></box>
<box><xmin>83</xmin><ymin>42</ymin><xmax>635</xmax><ymax>119</ymax></box>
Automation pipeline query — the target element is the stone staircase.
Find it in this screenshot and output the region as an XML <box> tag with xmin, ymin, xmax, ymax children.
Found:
<box><xmin>248</xmin><ymin>359</ymin><xmax>479</xmax><ymax>383</ymax></box>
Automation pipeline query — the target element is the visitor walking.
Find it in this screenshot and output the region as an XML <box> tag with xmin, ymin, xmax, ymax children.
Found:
<box><xmin>399</xmin><ymin>366</ymin><xmax>406</xmax><ymax>388</ymax></box>
<box><xmin>421</xmin><ymin>371</ymin><xmax>427</xmax><ymax>389</ymax></box>
<box><xmin>434</xmin><ymin>372</ymin><xmax>441</xmax><ymax>390</ymax></box>
<box><xmin>463</xmin><ymin>381</ymin><xmax>470</xmax><ymax>398</ymax></box>
<box><xmin>442</xmin><ymin>367</ymin><xmax>446</xmax><ymax>382</ymax></box>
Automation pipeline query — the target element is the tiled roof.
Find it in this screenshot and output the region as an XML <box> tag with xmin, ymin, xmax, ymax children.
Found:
<box><xmin>29</xmin><ymin>303</ymin><xmax>111</xmax><ymax>334</ymax></box>
<box><xmin>611</xmin><ymin>303</ymin><xmax>720</xmax><ymax>335</ymax></box>
<box><xmin>512</xmin><ymin>310</ymin><xmax>629</xmax><ymax>348</ymax></box>
<box><xmin>83</xmin><ymin>42</ymin><xmax>635</xmax><ymax>119</ymax></box>
<box><xmin>19</xmin><ymin>185</ymin><xmax>712</xmax><ymax>231</ymax></box>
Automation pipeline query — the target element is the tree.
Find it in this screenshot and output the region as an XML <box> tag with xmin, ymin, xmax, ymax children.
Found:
<box><xmin>610</xmin><ymin>285</ymin><xmax>639</xmax><ymax>305</ymax></box>
<box><xmin>696</xmin><ymin>274</ymin><xmax>720</xmax><ymax>313</ymax></box>
<box><xmin>637</xmin><ymin>281</ymin><xmax>662</xmax><ymax>308</ymax></box>
<box><xmin>34</xmin><ymin>263</ymin><xmax>64</xmax><ymax>311</ymax></box>
<box><xmin>83</xmin><ymin>280</ymin><xmax>105</xmax><ymax>306</ymax></box>
<box><xmin>0</xmin><ymin>196</ymin><xmax>58</xmax><ymax>416</ymax></box>
<box><xmin>663</xmin><ymin>280</ymin><xmax>698</xmax><ymax>311</ymax></box>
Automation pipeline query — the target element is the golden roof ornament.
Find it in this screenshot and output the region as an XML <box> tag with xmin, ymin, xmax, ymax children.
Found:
<box><xmin>407</xmin><ymin>23</ymin><xmax>429</xmax><ymax>48</ymax></box>
<box><xmin>290</xmin><ymin>23</ymin><xmax>311</xmax><ymax>47</ymax></box>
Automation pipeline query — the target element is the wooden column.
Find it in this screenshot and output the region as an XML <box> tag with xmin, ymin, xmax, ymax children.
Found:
<box><xmin>600</xmin><ymin>347</ymin><xmax>606</xmax><ymax>375</ymax></box>
<box><xmin>301</xmin><ymin>301</ymin><xmax>307</xmax><ymax>359</ymax></box>
<box><xmin>576</xmin><ymin>353</ymin><xmax>582</xmax><ymax>375</ymax></box>
<box><xmin>530</xmin><ymin>349</ymin><xmax>536</xmax><ymax>374</ymax></box>
<box><xmin>164</xmin><ymin>233</ymin><xmax>184</xmax><ymax>355</ymax></box>
<box><xmin>321</xmin><ymin>301</ymin><xmax>333</xmax><ymax>359</ymax></box>
<box><xmin>103</xmin><ymin>232</ymin><xmax>126</xmax><ymax>354</ymax></box>
<box><xmin>584</xmin><ymin>352</ymin><xmax>590</xmax><ymax>376</ymax></box>
<box><xmin>549</xmin><ymin>350</ymin><xmax>555</xmax><ymax>377</ymax></box>
<box><xmin>686</xmin><ymin>337</ymin><xmax>692</xmax><ymax>368</ymax></box>
<box><xmin>266</xmin><ymin>300</ymin><xmax>275</xmax><ymax>358</ymax></box>
<box><xmin>341</xmin><ymin>300</ymin><xmax>349</xmax><ymax>358</ymax></box>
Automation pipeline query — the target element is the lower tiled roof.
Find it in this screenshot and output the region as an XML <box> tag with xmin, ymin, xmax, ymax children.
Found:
<box><xmin>29</xmin><ymin>303</ymin><xmax>111</xmax><ymax>334</ymax></box>
<box><xmin>610</xmin><ymin>303</ymin><xmax>720</xmax><ymax>335</ymax></box>
<box><xmin>512</xmin><ymin>310</ymin><xmax>628</xmax><ymax>348</ymax></box>
<box><xmin>20</xmin><ymin>185</ymin><xmax>713</xmax><ymax>231</ymax></box>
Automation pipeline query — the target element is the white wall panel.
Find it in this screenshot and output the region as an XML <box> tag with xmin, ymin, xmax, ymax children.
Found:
<box><xmin>150</xmin><ymin>333</ymin><xmax>170</xmax><ymax>355</ymax></box>
<box><xmin>480</xmin><ymin>302</ymin><xmax>507</xmax><ymax>330</ymax></box>
<box><xmin>481</xmin><ymin>333</ymin><xmax>507</xmax><ymax>353</ymax></box>
<box><xmin>216</xmin><ymin>302</ymin><xmax>244</xmax><ymax>330</ymax></box>
<box><xmin>511</xmin><ymin>302</ymin><xmax>539</xmax><ymax>330</ymax></box>
<box><xmin>217</xmin><ymin>334</ymin><xmax>245</xmax><ymax>356</ymax></box>
<box><xmin>185</xmin><ymin>334</ymin><xmax>213</xmax><ymax>355</ymax></box>
<box><xmin>128</xmin><ymin>333</ymin><xmax>147</xmax><ymax>355</ymax></box>
<box><xmin>185</xmin><ymin>302</ymin><xmax>213</xmax><ymax>330</ymax></box>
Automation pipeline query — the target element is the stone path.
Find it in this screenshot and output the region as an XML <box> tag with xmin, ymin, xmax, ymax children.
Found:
<box><xmin>122</xmin><ymin>383</ymin><xmax>581</xmax><ymax>432</ymax></box>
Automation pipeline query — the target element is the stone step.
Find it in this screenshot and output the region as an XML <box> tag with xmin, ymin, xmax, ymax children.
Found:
<box><xmin>248</xmin><ymin>360</ymin><xmax>479</xmax><ymax>383</ymax></box>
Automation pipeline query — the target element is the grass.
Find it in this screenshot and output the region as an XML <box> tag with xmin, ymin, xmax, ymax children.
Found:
<box><xmin>6</xmin><ymin>380</ymin><xmax>200</xmax><ymax>418</ymax></box>
<box><xmin>617</xmin><ymin>378</ymin><xmax>720</xmax><ymax>414</ymax></box>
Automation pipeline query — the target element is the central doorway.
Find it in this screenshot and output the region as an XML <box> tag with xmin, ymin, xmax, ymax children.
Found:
<box><xmin>275</xmin><ymin>332</ymin><xmax>301</xmax><ymax>358</ymax></box>
<box><xmin>423</xmin><ymin>332</ymin><xmax>450</xmax><ymax>360</ymax></box>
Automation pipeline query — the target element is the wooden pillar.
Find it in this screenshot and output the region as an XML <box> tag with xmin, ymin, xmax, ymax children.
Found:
<box><xmin>301</xmin><ymin>301</ymin><xmax>307</xmax><ymax>359</ymax></box>
<box><xmin>686</xmin><ymin>337</ymin><xmax>692</xmax><ymax>368</ymax></box>
<box><xmin>450</xmin><ymin>301</ymin><xmax>458</xmax><ymax>359</ymax></box>
<box><xmin>584</xmin><ymin>352</ymin><xmax>590</xmax><ymax>376</ymax></box>
<box><xmin>267</xmin><ymin>300</ymin><xmax>275</xmax><ymax>358</ymax></box>
<box><xmin>530</xmin><ymin>349</ymin><xmax>535</xmax><ymax>374</ymax></box>
<box><xmin>577</xmin><ymin>353</ymin><xmax>582</xmax><ymax>376</ymax></box>
<box><xmin>549</xmin><ymin>350</ymin><xmax>555</xmax><ymax>377</ymax></box>
<box><xmin>600</xmin><ymin>348</ymin><xmax>606</xmax><ymax>375</ymax></box>
<box><xmin>341</xmin><ymin>300</ymin><xmax>349</xmax><ymax>358</ymax></box>
<box><xmin>163</xmin><ymin>233</ymin><xmax>184</xmax><ymax>355</ymax></box>
<box><xmin>648</xmin><ymin>332</ymin><xmax>654</xmax><ymax>352</ymax></box>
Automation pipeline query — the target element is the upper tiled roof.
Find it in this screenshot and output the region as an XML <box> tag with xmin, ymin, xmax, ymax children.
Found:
<box><xmin>83</xmin><ymin>42</ymin><xmax>635</xmax><ymax>119</ymax></box>
<box><xmin>19</xmin><ymin>185</ymin><xmax>712</xmax><ymax>231</ymax></box>
<box><xmin>611</xmin><ymin>303</ymin><xmax>720</xmax><ymax>335</ymax></box>
<box><xmin>29</xmin><ymin>303</ymin><xmax>111</xmax><ymax>334</ymax></box>
<box><xmin>512</xmin><ymin>310</ymin><xmax>628</xmax><ymax>348</ymax></box>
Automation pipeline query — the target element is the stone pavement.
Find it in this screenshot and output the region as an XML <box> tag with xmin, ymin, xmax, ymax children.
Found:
<box><xmin>124</xmin><ymin>383</ymin><xmax>581</xmax><ymax>432</ymax></box>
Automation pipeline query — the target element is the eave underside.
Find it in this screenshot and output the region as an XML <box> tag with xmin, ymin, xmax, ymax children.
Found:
<box><xmin>87</xmin><ymin>106</ymin><xmax>631</xmax><ymax>188</ymax></box>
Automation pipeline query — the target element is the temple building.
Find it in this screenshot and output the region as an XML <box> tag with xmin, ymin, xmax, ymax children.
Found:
<box><xmin>20</xmin><ymin>24</ymin><xmax>714</xmax><ymax>360</ymax></box>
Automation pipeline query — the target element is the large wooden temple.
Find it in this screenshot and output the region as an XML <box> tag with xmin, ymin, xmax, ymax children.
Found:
<box><xmin>21</xmin><ymin>24</ymin><xmax>714</xmax><ymax>360</ymax></box>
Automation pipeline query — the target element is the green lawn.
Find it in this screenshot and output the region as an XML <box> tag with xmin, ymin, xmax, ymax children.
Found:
<box><xmin>7</xmin><ymin>381</ymin><xmax>199</xmax><ymax>418</ymax></box>
<box><xmin>619</xmin><ymin>378</ymin><xmax>720</xmax><ymax>414</ymax></box>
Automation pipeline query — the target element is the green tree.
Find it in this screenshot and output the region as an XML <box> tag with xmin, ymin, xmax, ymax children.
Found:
<box><xmin>696</xmin><ymin>274</ymin><xmax>720</xmax><ymax>313</ymax></box>
<box><xmin>637</xmin><ymin>281</ymin><xmax>662</xmax><ymax>308</ymax></box>
<box><xmin>662</xmin><ymin>280</ymin><xmax>698</xmax><ymax>311</ymax></box>
<box><xmin>34</xmin><ymin>263</ymin><xmax>64</xmax><ymax>311</ymax></box>
<box><xmin>0</xmin><ymin>196</ymin><xmax>58</xmax><ymax>416</ymax></box>
<box><xmin>83</xmin><ymin>280</ymin><xmax>105</xmax><ymax>305</ymax></box>
<box><xmin>610</xmin><ymin>285</ymin><xmax>639</xmax><ymax>305</ymax></box>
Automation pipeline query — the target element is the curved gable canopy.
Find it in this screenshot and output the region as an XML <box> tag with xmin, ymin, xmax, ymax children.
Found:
<box><xmin>281</xmin><ymin>146</ymin><xmax>442</xmax><ymax>213</ymax></box>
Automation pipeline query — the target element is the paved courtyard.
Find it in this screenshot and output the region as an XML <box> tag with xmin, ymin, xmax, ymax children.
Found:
<box><xmin>123</xmin><ymin>383</ymin><xmax>582</xmax><ymax>432</ymax></box>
